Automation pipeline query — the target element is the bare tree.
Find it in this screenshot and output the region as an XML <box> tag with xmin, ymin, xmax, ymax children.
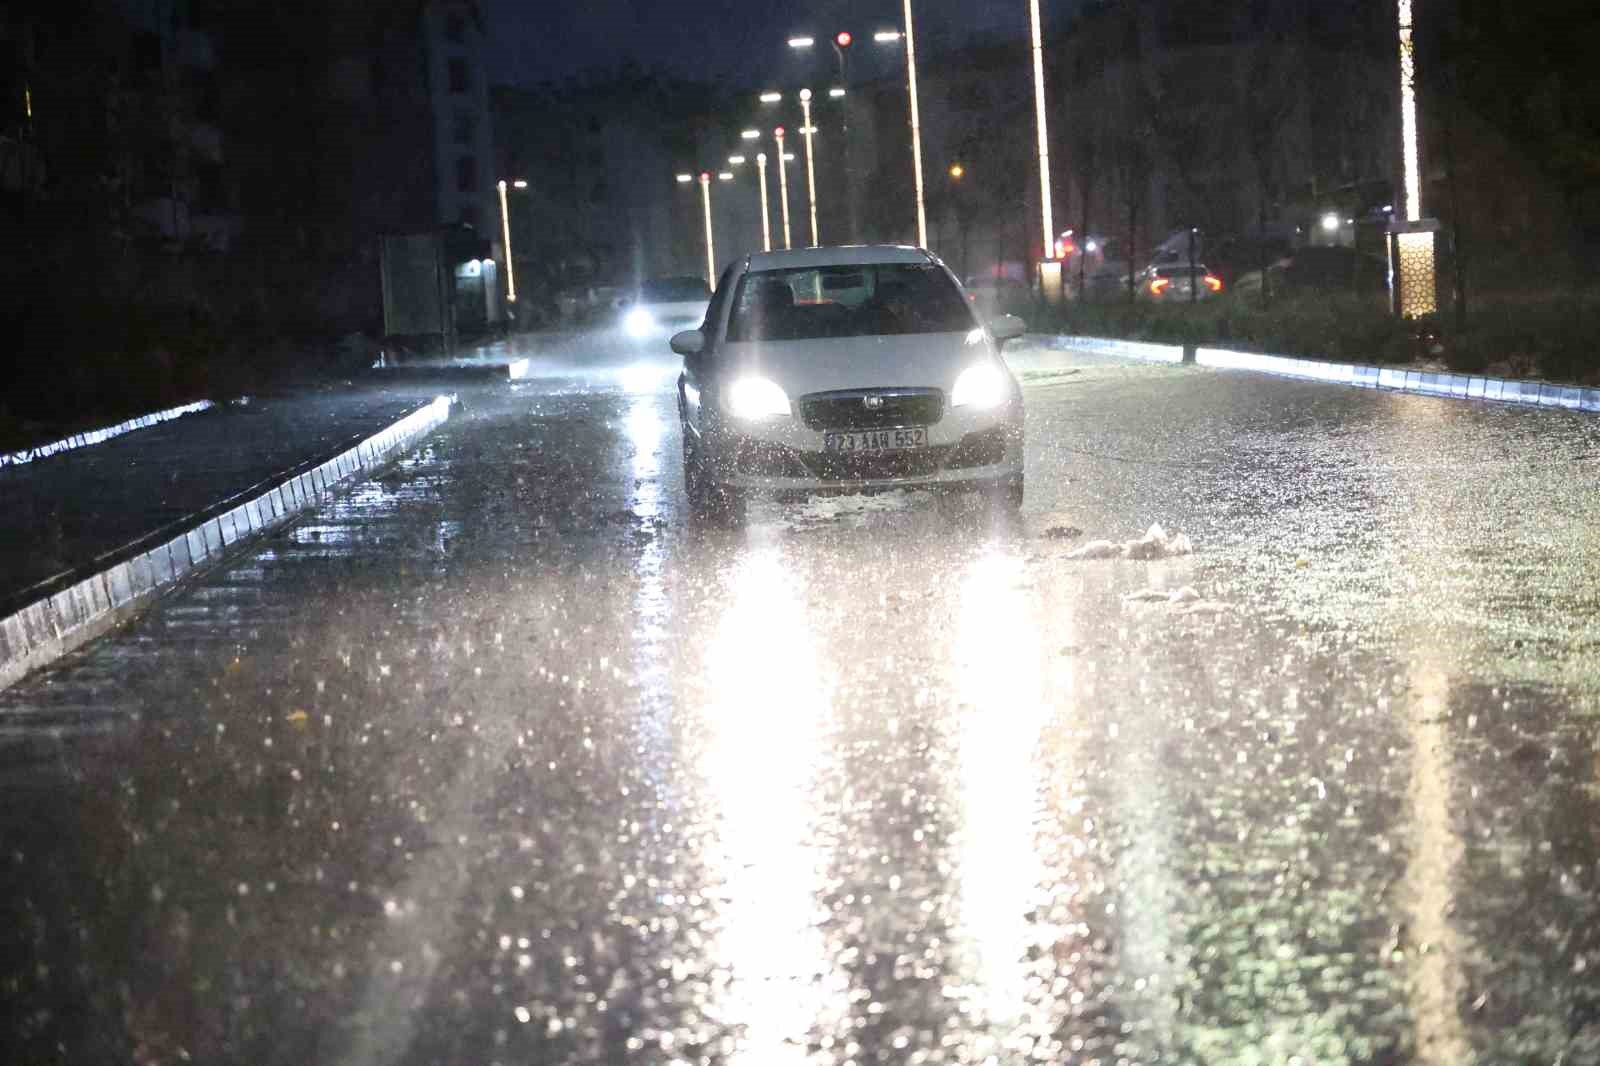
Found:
<box><xmin>1237</xmin><ymin>30</ymin><xmax>1303</xmax><ymax>305</ymax></box>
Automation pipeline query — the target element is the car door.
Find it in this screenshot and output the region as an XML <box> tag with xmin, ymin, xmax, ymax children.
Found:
<box><xmin>680</xmin><ymin>264</ymin><xmax>736</xmax><ymax>443</ymax></box>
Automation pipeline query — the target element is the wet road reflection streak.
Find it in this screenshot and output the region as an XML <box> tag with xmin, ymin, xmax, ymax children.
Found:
<box><xmin>951</xmin><ymin>548</ymin><xmax>1052</xmax><ymax>1056</ymax></box>
<box><xmin>1399</xmin><ymin>662</ymin><xmax>1472</xmax><ymax>1065</ymax></box>
<box><xmin>700</xmin><ymin>545</ymin><xmax>831</xmax><ymax>1064</ymax></box>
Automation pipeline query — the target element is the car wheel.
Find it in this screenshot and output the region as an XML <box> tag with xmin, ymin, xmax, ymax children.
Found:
<box><xmin>684</xmin><ymin>435</ymin><xmax>746</xmax><ymax>525</ymax></box>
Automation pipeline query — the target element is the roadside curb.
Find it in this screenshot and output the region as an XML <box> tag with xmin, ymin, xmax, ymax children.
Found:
<box><xmin>0</xmin><ymin>400</ymin><xmax>215</xmax><ymax>469</ymax></box>
<box><xmin>0</xmin><ymin>394</ymin><xmax>456</xmax><ymax>693</ymax></box>
<box><xmin>1044</xmin><ymin>335</ymin><xmax>1600</xmax><ymax>413</ymax></box>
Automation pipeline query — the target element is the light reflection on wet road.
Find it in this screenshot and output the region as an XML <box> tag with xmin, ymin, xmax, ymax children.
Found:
<box><xmin>1</xmin><ymin>333</ymin><xmax>1598</xmax><ymax>1064</ymax></box>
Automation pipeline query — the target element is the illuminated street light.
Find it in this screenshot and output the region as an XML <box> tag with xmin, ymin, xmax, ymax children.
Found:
<box><xmin>874</xmin><ymin>30</ymin><xmax>902</xmax><ymax>43</ymax></box>
<box><xmin>512</xmin><ymin>179</ymin><xmax>528</xmax><ymax>189</ymax></box>
<box><xmin>787</xmin><ymin>36</ymin><xmax>814</xmax><ymax>48</ymax></box>
<box><xmin>496</xmin><ymin>179</ymin><xmax>519</xmax><ymax>303</ymax></box>
<box><xmin>828</xmin><ymin>87</ymin><xmax>847</xmax><ymax>98</ymax></box>
<box><xmin>675</xmin><ymin>173</ymin><xmax>694</xmax><ymax>183</ymax></box>
<box><xmin>799</xmin><ymin>89</ymin><xmax>820</xmax><ymax>247</ymax></box>
<box><xmin>741</xmin><ymin>129</ymin><xmax>762</xmax><ymax>140</ymax></box>
<box><xmin>718</xmin><ymin>172</ymin><xmax>734</xmax><ymax>181</ymax></box>
<box><xmin>1322</xmin><ymin>212</ymin><xmax>1342</xmax><ymax>234</ymax></box>
<box><xmin>732</xmin><ymin>151</ymin><xmax>774</xmax><ymax>253</ymax></box>
<box><xmin>699</xmin><ymin>173</ymin><xmax>716</xmax><ymax>287</ymax></box>
<box><xmin>1029</xmin><ymin>0</ymin><xmax>1061</xmax><ymax>304</ymax></box>
<box><xmin>1391</xmin><ymin>0</ymin><xmax>1439</xmax><ymax>318</ymax></box>
<box><xmin>902</xmin><ymin>0</ymin><xmax>928</xmax><ymax>247</ymax></box>
<box><xmin>775</xmin><ymin>127</ymin><xmax>793</xmax><ymax>250</ymax></box>
<box><xmin>759</xmin><ymin>91</ymin><xmax>782</xmax><ymax>104</ymax></box>
<box><xmin>757</xmin><ymin>153</ymin><xmax>773</xmax><ymax>252</ymax></box>
<box><xmin>948</xmin><ymin>163</ymin><xmax>965</xmax><ymax>180</ymax></box>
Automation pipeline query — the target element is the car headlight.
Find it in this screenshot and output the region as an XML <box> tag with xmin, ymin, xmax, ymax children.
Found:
<box><xmin>623</xmin><ymin>307</ymin><xmax>656</xmax><ymax>338</ymax></box>
<box><xmin>950</xmin><ymin>363</ymin><xmax>1009</xmax><ymax>409</ymax></box>
<box><xmin>724</xmin><ymin>376</ymin><xmax>791</xmax><ymax>420</ymax></box>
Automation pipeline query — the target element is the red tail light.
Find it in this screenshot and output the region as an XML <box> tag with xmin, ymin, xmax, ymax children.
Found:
<box><xmin>1150</xmin><ymin>278</ymin><xmax>1172</xmax><ymax>296</ymax></box>
<box><xmin>1204</xmin><ymin>274</ymin><xmax>1224</xmax><ymax>293</ymax></box>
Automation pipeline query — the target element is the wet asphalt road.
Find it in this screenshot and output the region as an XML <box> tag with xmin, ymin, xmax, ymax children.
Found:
<box><xmin>2</xmin><ymin>332</ymin><xmax>1599</xmax><ymax>1065</ymax></box>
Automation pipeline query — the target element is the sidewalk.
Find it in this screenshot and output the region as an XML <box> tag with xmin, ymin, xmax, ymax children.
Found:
<box><xmin>0</xmin><ymin>381</ymin><xmax>453</xmax><ymax>612</ymax></box>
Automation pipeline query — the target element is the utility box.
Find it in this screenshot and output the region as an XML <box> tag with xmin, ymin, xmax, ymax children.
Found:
<box><xmin>379</xmin><ymin>226</ymin><xmax>498</xmax><ymax>350</ymax></box>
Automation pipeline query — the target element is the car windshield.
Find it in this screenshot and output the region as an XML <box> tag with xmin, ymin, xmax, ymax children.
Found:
<box><xmin>726</xmin><ymin>263</ymin><xmax>975</xmax><ymax>342</ymax></box>
<box><xmin>638</xmin><ymin>278</ymin><xmax>709</xmax><ymax>303</ymax></box>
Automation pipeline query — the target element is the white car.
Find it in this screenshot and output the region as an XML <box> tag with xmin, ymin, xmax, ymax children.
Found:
<box><xmin>621</xmin><ymin>276</ymin><xmax>712</xmax><ymax>342</ymax></box>
<box><xmin>671</xmin><ymin>245</ymin><xmax>1026</xmax><ymax>519</ymax></box>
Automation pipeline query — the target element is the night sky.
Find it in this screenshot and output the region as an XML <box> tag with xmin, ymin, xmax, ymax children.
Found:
<box><xmin>484</xmin><ymin>0</ymin><xmax>1075</xmax><ymax>88</ymax></box>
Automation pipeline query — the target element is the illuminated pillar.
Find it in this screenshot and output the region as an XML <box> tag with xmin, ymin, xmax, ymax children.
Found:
<box><xmin>496</xmin><ymin>180</ymin><xmax>517</xmax><ymax>304</ymax></box>
<box><xmin>699</xmin><ymin>172</ymin><xmax>716</xmax><ymax>287</ymax></box>
<box><xmin>800</xmin><ymin>90</ymin><xmax>820</xmax><ymax>247</ymax></box>
<box><xmin>1391</xmin><ymin>0</ymin><xmax>1438</xmax><ymax>318</ymax></box>
<box><xmin>903</xmin><ymin>0</ymin><xmax>928</xmax><ymax>248</ymax></box>
<box><xmin>757</xmin><ymin>152</ymin><xmax>772</xmax><ymax>253</ymax></box>
<box><xmin>775</xmin><ymin>128</ymin><xmax>793</xmax><ymax>250</ymax></box>
<box><xmin>1028</xmin><ymin>0</ymin><xmax>1062</xmax><ymax>304</ymax></box>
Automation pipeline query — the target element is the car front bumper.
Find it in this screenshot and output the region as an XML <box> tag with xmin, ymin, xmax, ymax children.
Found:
<box><xmin>699</xmin><ymin>405</ymin><xmax>1024</xmax><ymax>497</ymax></box>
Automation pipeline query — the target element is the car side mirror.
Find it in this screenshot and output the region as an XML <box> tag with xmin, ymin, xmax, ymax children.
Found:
<box><xmin>670</xmin><ymin>329</ymin><xmax>706</xmax><ymax>357</ymax></box>
<box><xmin>989</xmin><ymin>314</ymin><xmax>1026</xmax><ymax>345</ymax></box>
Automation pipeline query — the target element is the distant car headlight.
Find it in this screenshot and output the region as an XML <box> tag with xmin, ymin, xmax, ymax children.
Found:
<box><xmin>950</xmin><ymin>363</ymin><xmax>1009</xmax><ymax>409</ymax></box>
<box><xmin>623</xmin><ymin>307</ymin><xmax>656</xmax><ymax>338</ymax></box>
<box><xmin>724</xmin><ymin>376</ymin><xmax>791</xmax><ymax>420</ymax></box>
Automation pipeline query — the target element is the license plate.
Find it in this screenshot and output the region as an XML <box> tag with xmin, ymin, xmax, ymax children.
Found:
<box><xmin>823</xmin><ymin>427</ymin><xmax>929</xmax><ymax>453</ymax></box>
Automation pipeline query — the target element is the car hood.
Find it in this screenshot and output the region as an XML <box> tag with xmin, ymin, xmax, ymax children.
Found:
<box><xmin>638</xmin><ymin>299</ymin><xmax>709</xmax><ymax>323</ymax></box>
<box><xmin>720</xmin><ymin>330</ymin><xmax>998</xmax><ymax>398</ymax></box>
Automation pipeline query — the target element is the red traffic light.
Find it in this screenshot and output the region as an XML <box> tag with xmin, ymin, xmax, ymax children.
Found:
<box><xmin>834</xmin><ymin>30</ymin><xmax>853</xmax><ymax>48</ymax></box>
<box><xmin>700</xmin><ymin>171</ymin><xmax>710</xmax><ymax>181</ymax></box>
<box><xmin>774</xmin><ymin>126</ymin><xmax>786</xmax><ymax>137</ymax></box>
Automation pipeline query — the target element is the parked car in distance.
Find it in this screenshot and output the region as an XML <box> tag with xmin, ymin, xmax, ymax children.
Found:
<box><xmin>1135</xmin><ymin>263</ymin><xmax>1225</xmax><ymax>302</ymax></box>
<box><xmin>621</xmin><ymin>276</ymin><xmax>712</xmax><ymax>341</ymax></box>
<box><xmin>673</xmin><ymin>245</ymin><xmax>1026</xmax><ymax>521</ymax></box>
<box><xmin>1232</xmin><ymin>247</ymin><xmax>1390</xmax><ymax>301</ymax></box>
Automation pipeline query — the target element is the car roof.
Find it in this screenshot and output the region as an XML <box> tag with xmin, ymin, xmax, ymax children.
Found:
<box><xmin>744</xmin><ymin>245</ymin><xmax>934</xmax><ymax>272</ymax></box>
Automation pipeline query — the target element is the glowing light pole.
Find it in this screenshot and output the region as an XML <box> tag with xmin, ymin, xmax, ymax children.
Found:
<box><xmin>902</xmin><ymin>0</ymin><xmax>928</xmax><ymax>248</ymax></box>
<box><xmin>799</xmin><ymin>89</ymin><xmax>820</xmax><ymax>247</ymax></box>
<box><xmin>496</xmin><ymin>179</ymin><xmax>518</xmax><ymax>304</ymax></box>
<box><xmin>1390</xmin><ymin>0</ymin><xmax>1439</xmax><ymax>317</ymax></box>
<box><xmin>757</xmin><ymin>153</ymin><xmax>772</xmax><ymax>252</ymax></box>
<box><xmin>775</xmin><ymin>127</ymin><xmax>793</xmax><ymax>250</ymax></box>
<box><xmin>699</xmin><ymin>172</ymin><xmax>716</xmax><ymax>287</ymax></box>
<box><xmin>1028</xmin><ymin>0</ymin><xmax>1062</xmax><ymax>303</ymax></box>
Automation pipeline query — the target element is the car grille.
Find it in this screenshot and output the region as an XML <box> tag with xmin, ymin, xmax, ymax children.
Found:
<box><xmin>798</xmin><ymin>389</ymin><xmax>944</xmax><ymax>431</ymax></box>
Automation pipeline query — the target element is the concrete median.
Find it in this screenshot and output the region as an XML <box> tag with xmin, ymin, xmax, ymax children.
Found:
<box><xmin>0</xmin><ymin>394</ymin><xmax>455</xmax><ymax>693</ymax></box>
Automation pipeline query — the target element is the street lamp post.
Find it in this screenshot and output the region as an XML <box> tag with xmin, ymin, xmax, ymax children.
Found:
<box><xmin>496</xmin><ymin>179</ymin><xmax>518</xmax><ymax>305</ymax></box>
<box><xmin>757</xmin><ymin>153</ymin><xmax>772</xmax><ymax>252</ymax></box>
<box><xmin>775</xmin><ymin>127</ymin><xmax>793</xmax><ymax>250</ymax></box>
<box><xmin>699</xmin><ymin>172</ymin><xmax>716</xmax><ymax>287</ymax></box>
<box><xmin>1391</xmin><ymin>0</ymin><xmax>1439</xmax><ymax>318</ymax></box>
<box><xmin>902</xmin><ymin>0</ymin><xmax>928</xmax><ymax>248</ymax></box>
<box><xmin>800</xmin><ymin>89</ymin><xmax>820</xmax><ymax>247</ymax></box>
<box><xmin>1028</xmin><ymin>0</ymin><xmax>1062</xmax><ymax>303</ymax></box>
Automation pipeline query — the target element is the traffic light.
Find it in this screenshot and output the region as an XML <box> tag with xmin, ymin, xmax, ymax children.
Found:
<box><xmin>834</xmin><ymin>30</ymin><xmax>853</xmax><ymax>48</ymax></box>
